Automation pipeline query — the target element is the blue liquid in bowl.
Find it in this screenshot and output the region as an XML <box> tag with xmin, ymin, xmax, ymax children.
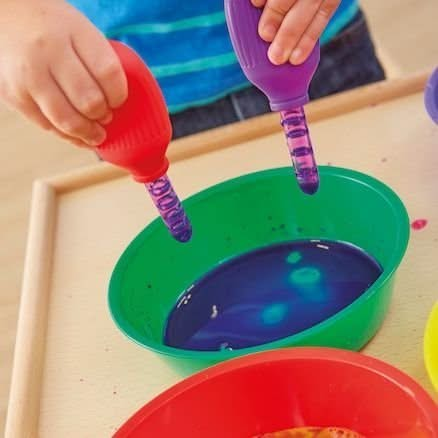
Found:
<box><xmin>164</xmin><ymin>240</ymin><xmax>382</xmax><ymax>351</ymax></box>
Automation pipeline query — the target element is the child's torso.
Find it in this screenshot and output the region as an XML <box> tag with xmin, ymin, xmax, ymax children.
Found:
<box><xmin>68</xmin><ymin>0</ymin><xmax>359</xmax><ymax>112</ymax></box>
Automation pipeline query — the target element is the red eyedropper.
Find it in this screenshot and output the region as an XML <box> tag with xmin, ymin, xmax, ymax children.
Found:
<box><xmin>97</xmin><ymin>40</ymin><xmax>192</xmax><ymax>243</ymax></box>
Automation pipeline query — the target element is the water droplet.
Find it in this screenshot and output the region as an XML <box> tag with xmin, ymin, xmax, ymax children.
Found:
<box><xmin>316</xmin><ymin>244</ymin><xmax>330</xmax><ymax>250</ymax></box>
<box><xmin>289</xmin><ymin>267</ymin><xmax>321</xmax><ymax>286</ymax></box>
<box><xmin>177</xmin><ymin>293</ymin><xmax>192</xmax><ymax>308</ymax></box>
<box><xmin>220</xmin><ymin>342</ymin><xmax>233</xmax><ymax>351</ymax></box>
<box><xmin>261</xmin><ymin>303</ymin><xmax>288</xmax><ymax>325</ymax></box>
<box><xmin>411</xmin><ymin>219</ymin><xmax>428</xmax><ymax>230</ymax></box>
<box><xmin>286</xmin><ymin>251</ymin><xmax>302</xmax><ymax>264</ymax></box>
<box><xmin>211</xmin><ymin>305</ymin><xmax>219</xmax><ymax>319</ymax></box>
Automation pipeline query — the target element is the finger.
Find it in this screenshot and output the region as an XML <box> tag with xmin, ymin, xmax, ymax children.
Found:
<box><xmin>18</xmin><ymin>94</ymin><xmax>91</xmax><ymax>147</ymax></box>
<box><xmin>99</xmin><ymin>112</ymin><xmax>113</xmax><ymax>125</ymax></box>
<box><xmin>56</xmin><ymin>134</ymin><xmax>90</xmax><ymax>148</ymax></box>
<box><xmin>0</xmin><ymin>83</ymin><xmax>53</xmax><ymax>132</ymax></box>
<box><xmin>0</xmin><ymin>73</ymin><xmax>92</xmax><ymax>147</ymax></box>
<box><xmin>251</xmin><ymin>0</ymin><xmax>267</xmax><ymax>7</ymax></box>
<box><xmin>258</xmin><ymin>0</ymin><xmax>298</xmax><ymax>43</ymax></box>
<box><xmin>72</xmin><ymin>25</ymin><xmax>128</xmax><ymax>109</ymax></box>
<box><xmin>290</xmin><ymin>0</ymin><xmax>340</xmax><ymax>64</ymax></box>
<box><xmin>15</xmin><ymin>93</ymin><xmax>53</xmax><ymax>131</ymax></box>
<box><xmin>48</xmin><ymin>126</ymin><xmax>91</xmax><ymax>147</ymax></box>
<box><xmin>28</xmin><ymin>69</ymin><xmax>106</xmax><ymax>146</ymax></box>
<box><xmin>268</xmin><ymin>0</ymin><xmax>323</xmax><ymax>65</ymax></box>
<box><xmin>51</xmin><ymin>43</ymin><xmax>111</xmax><ymax>121</ymax></box>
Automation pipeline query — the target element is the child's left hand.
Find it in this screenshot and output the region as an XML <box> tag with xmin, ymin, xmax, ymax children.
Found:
<box><xmin>250</xmin><ymin>0</ymin><xmax>341</xmax><ymax>65</ymax></box>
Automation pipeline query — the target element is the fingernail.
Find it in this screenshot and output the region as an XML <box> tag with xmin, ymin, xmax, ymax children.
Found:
<box><xmin>290</xmin><ymin>48</ymin><xmax>302</xmax><ymax>65</ymax></box>
<box><xmin>88</xmin><ymin>139</ymin><xmax>102</xmax><ymax>147</ymax></box>
<box><xmin>268</xmin><ymin>44</ymin><xmax>286</xmax><ymax>65</ymax></box>
<box><xmin>88</xmin><ymin>128</ymin><xmax>106</xmax><ymax>146</ymax></box>
<box><xmin>261</xmin><ymin>24</ymin><xmax>277</xmax><ymax>41</ymax></box>
<box><xmin>99</xmin><ymin>112</ymin><xmax>113</xmax><ymax>125</ymax></box>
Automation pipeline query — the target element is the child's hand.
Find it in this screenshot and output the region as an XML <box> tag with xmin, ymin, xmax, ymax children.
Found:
<box><xmin>251</xmin><ymin>0</ymin><xmax>341</xmax><ymax>65</ymax></box>
<box><xmin>0</xmin><ymin>0</ymin><xmax>127</xmax><ymax>147</ymax></box>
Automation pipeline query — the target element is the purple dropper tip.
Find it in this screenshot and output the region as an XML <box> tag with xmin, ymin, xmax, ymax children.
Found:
<box><xmin>173</xmin><ymin>223</ymin><xmax>193</xmax><ymax>243</ymax></box>
<box><xmin>145</xmin><ymin>174</ymin><xmax>192</xmax><ymax>244</ymax></box>
<box><xmin>300</xmin><ymin>181</ymin><xmax>319</xmax><ymax>195</ymax></box>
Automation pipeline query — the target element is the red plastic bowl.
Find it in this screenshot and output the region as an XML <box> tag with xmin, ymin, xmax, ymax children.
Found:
<box><xmin>115</xmin><ymin>348</ymin><xmax>438</xmax><ymax>438</ymax></box>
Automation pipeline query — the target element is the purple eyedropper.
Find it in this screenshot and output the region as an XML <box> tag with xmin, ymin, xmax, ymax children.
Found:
<box><xmin>224</xmin><ymin>0</ymin><xmax>320</xmax><ymax>194</ymax></box>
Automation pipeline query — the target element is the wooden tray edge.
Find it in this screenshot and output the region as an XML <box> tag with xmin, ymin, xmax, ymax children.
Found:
<box><xmin>5</xmin><ymin>181</ymin><xmax>57</xmax><ymax>438</ymax></box>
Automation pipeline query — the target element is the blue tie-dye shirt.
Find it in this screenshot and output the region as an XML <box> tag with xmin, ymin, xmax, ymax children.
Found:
<box><xmin>68</xmin><ymin>0</ymin><xmax>359</xmax><ymax>113</ymax></box>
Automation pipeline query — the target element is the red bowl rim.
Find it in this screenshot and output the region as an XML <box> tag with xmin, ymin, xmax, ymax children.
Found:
<box><xmin>115</xmin><ymin>347</ymin><xmax>438</xmax><ymax>436</ymax></box>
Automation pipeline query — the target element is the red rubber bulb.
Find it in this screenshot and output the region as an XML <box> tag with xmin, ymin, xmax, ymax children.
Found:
<box><xmin>97</xmin><ymin>40</ymin><xmax>172</xmax><ymax>183</ymax></box>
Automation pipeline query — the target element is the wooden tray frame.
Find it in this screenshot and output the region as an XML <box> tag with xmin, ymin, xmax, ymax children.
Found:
<box><xmin>5</xmin><ymin>71</ymin><xmax>430</xmax><ymax>438</ymax></box>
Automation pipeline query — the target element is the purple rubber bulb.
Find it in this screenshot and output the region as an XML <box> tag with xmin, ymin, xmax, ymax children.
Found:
<box><xmin>425</xmin><ymin>68</ymin><xmax>438</xmax><ymax>124</ymax></box>
<box><xmin>224</xmin><ymin>0</ymin><xmax>320</xmax><ymax>194</ymax></box>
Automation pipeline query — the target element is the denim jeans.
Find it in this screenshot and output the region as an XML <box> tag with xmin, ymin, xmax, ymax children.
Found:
<box><xmin>170</xmin><ymin>9</ymin><xmax>385</xmax><ymax>139</ymax></box>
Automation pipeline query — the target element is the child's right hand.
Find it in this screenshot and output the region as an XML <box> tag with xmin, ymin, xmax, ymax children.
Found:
<box><xmin>0</xmin><ymin>0</ymin><xmax>128</xmax><ymax>147</ymax></box>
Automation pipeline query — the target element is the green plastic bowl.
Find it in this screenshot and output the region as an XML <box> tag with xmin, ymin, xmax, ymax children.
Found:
<box><xmin>109</xmin><ymin>167</ymin><xmax>409</xmax><ymax>374</ymax></box>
